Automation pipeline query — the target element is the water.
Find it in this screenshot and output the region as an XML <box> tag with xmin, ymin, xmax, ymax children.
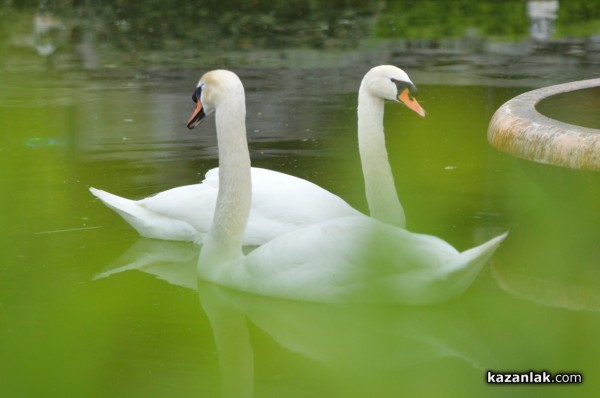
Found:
<box><xmin>1</xmin><ymin>2</ymin><xmax>600</xmax><ymax>397</ymax></box>
<box><xmin>537</xmin><ymin>87</ymin><xmax>600</xmax><ymax>129</ymax></box>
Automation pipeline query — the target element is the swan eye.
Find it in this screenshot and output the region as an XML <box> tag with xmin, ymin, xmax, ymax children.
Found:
<box><xmin>391</xmin><ymin>79</ymin><xmax>418</xmax><ymax>100</ymax></box>
<box><xmin>192</xmin><ymin>86</ymin><xmax>203</xmax><ymax>103</ymax></box>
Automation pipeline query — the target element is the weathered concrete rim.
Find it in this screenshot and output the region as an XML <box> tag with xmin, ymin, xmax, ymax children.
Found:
<box><xmin>487</xmin><ymin>78</ymin><xmax>600</xmax><ymax>172</ymax></box>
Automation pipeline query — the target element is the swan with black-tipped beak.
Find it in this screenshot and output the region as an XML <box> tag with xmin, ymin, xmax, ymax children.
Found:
<box><xmin>196</xmin><ymin>69</ymin><xmax>507</xmax><ymax>305</ymax></box>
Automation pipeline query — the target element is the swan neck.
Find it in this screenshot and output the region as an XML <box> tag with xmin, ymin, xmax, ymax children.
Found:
<box><xmin>357</xmin><ymin>90</ymin><xmax>406</xmax><ymax>228</ymax></box>
<box><xmin>203</xmin><ymin>97</ymin><xmax>251</xmax><ymax>263</ymax></box>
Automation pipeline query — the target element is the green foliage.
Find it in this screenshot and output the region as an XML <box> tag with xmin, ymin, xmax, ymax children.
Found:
<box><xmin>556</xmin><ymin>1</ymin><xmax>600</xmax><ymax>36</ymax></box>
<box><xmin>0</xmin><ymin>7</ymin><xmax>36</xmax><ymax>49</ymax></box>
<box><xmin>1</xmin><ymin>0</ymin><xmax>600</xmax><ymax>55</ymax></box>
<box><xmin>374</xmin><ymin>0</ymin><xmax>528</xmax><ymax>40</ymax></box>
<box><xmin>69</xmin><ymin>0</ymin><xmax>375</xmax><ymax>50</ymax></box>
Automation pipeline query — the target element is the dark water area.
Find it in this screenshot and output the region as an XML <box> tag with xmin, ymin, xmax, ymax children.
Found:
<box><xmin>537</xmin><ymin>87</ymin><xmax>600</xmax><ymax>129</ymax></box>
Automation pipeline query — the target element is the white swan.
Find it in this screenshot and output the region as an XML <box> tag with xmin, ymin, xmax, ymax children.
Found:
<box><xmin>197</xmin><ymin>69</ymin><xmax>508</xmax><ymax>305</ymax></box>
<box><xmin>357</xmin><ymin>65</ymin><xmax>425</xmax><ymax>226</ymax></box>
<box><xmin>89</xmin><ymin>65</ymin><xmax>426</xmax><ymax>243</ymax></box>
<box><xmin>89</xmin><ymin>168</ymin><xmax>358</xmax><ymax>244</ymax></box>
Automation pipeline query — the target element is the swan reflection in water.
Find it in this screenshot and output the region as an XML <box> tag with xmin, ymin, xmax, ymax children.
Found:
<box><xmin>96</xmin><ymin>238</ymin><xmax>497</xmax><ymax>398</ymax></box>
<box><xmin>492</xmin><ymin>196</ymin><xmax>600</xmax><ymax>312</ymax></box>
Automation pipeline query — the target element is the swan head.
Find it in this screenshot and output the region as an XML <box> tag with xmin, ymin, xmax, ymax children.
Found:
<box><xmin>362</xmin><ymin>65</ymin><xmax>426</xmax><ymax>117</ymax></box>
<box><xmin>187</xmin><ymin>69</ymin><xmax>245</xmax><ymax>129</ymax></box>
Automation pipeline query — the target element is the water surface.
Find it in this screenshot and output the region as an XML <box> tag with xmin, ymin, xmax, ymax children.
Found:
<box><xmin>537</xmin><ymin>87</ymin><xmax>600</xmax><ymax>129</ymax></box>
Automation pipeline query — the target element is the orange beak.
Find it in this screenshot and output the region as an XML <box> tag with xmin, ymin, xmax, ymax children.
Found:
<box><xmin>187</xmin><ymin>100</ymin><xmax>205</xmax><ymax>129</ymax></box>
<box><xmin>398</xmin><ymin>88</ymin><xmax>426</xmax><ymax>117</ymax></box>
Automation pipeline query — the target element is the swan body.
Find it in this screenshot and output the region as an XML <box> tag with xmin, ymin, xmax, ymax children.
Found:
<box><xmin>205</xmin><ymin>215</ymin><xmax>507</xmax><ymax>304</ymax></box>
<box><xmin>90</xmin><ymin>65</ymin><xmax>426</xmax><ymax>243</ymax></box>
<box><xmin>89</xmin><ymin>167</ymin><xmax>358</xmax><ymax>245</ymax></box>
<box><xmin>197</xmin><ymin>68</ymin><xmax>508</xmax><ymax>305</ymax></box>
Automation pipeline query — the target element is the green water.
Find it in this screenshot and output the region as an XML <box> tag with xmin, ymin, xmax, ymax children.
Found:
<box><xmin>537</xmin><ymin>87</ymin><xmax>600</xmax><ymax>129</ymax></box>
<box><xmin>2</xmin><ymin>2</ymin><xmax>600</xmax><ymax>398</ymax></box>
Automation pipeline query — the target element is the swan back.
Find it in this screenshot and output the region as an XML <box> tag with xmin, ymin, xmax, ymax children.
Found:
<box><xmin>225</xmin><ymin>216</ymin><xmax>506</xmax><ymax>305</ymax></box>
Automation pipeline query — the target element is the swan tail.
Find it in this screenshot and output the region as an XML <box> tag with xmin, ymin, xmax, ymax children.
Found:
<box><xmin>89</xmin><ymin>187</ymin><xmax>148</xmax><ymax>220</ymax></box>
<box><xmin>378</xmin><ymin>232</ymin><xmax>508</xmax><ymax>305</ymax></box>
<box><xmin>435</xmin><ymin>231</ymin><xmax>509</xmax><ymax>296</ymax></box>
<box><xmin>90</xmin><ymin>187</ymin><xmax>135</xmax><ymax>210</ymax></box>
<box><xmin>89</xmin><ymin>187</ymin><xmax>198</xmax><ymax>241</ymax></box>
<box><xmin>451</xmin><ymin>232</ymin><xmax>508</xmax><ymax>273</ymax></box>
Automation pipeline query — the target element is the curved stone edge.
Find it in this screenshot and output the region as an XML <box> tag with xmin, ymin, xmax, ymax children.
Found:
<box><xmin>487</xmin><ymin>78</ymin><xmax>600</xmax><ymax>172</ymax></box>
